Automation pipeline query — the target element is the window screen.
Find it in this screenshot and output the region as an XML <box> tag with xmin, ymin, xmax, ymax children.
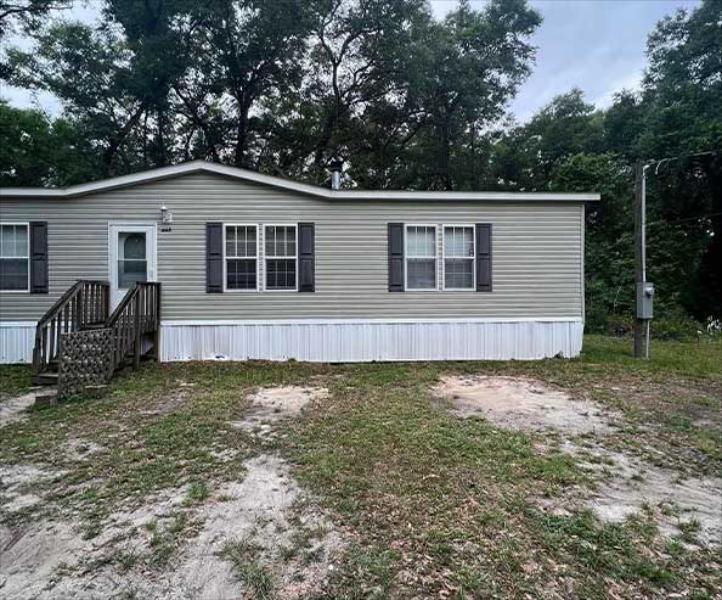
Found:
<box><xmin>444</xmin><ymin>226</ymin><xmax>474</xmax><ymax>289</ymax></box>
<box><xmin>405</xmin><ymin>225</ymin><xmax>436</xmax><ymax>290</ymax></box>
<box><xmin>265</xmin><ymin>225</ymin><xmax>297</xmax><ymax>290</ymax></box>
<box><xmin>0</xmin><ymin>224</ymin><xmax>29</xmax><ymax>291</ymax></box>
<box><xmin>225</xmin><ymin>225</ymin><xmax>258</xmax><ymax>290</ymax></box>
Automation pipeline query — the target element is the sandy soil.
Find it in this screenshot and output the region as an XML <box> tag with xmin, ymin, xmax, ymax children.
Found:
<box><xmin>1</xmin><ymin>456</ymin><xmax>342</xmax><ymax>599</ymax></box>
<box><xmin>434</xmin><ymin>374</ymin><xmax>721</xmax><ymax>546</ymax></box>
<box><xmin>433</xmin><ymin>375</ymin><xmax>617</xmax><ymax>433</ymax></box>
<box><xmin>64</xmin><ymin>438</ymin><xmax>104</xmax><ymax>461</ymax></box>
<box><xmin>561</xmin><ymin>441</ymin><xmax>722</xmax><ymax>545</ymax></box>
<box><xmin>0</xmin><ymin>464</ymin><xmax>63</xmax><ymax>515</ymax></box>
<box><xmin>232</xmin><ymin>385</ymin><xmax>329</xmax><ymax>438</ymax></box>
<box><xmin>0</xmin><ymin>385</ymin><xmax>343</xmax><ymax>599</ymax></box>
<box><xmin>0</xmin><ymin>389</ymin><xmax>55</xmax><ymax>429</ymax></box>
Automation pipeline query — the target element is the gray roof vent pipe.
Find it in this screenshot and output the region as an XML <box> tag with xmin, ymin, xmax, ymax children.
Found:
<box><xmin>329</xmin><ymin>158</ymin><xmax>343</xmax><ymax>190</ymax></box>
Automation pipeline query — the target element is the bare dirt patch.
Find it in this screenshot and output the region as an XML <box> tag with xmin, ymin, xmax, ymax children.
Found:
<box><xmin>559</xmin><ymin>442</ymin><xmax>722</xmax><ymax>545</ymax></box>
<box><xmin>433</xmin><ymin>375</ymin><xmax>721</xmax><ymax>546</ymax></box>
<box><xmin>232</xmin><ymin>385</ymin><xmax>329</xmax><ymax>438</ymax></box>
<box><xmin>0</xmin><ymin>464</ymin><xmax>63</xmax><ymax>515</ymax></box>
<box><xmin>64</xmin><ymin>438</ymin><xmax>104</xmax><ymax>462</ymax></box>
<box><xmin>0</xmin><ymin>389</ymin><xmax>55</xmax><ymax>429</ymax></box>
<box><xmin>433</xmin><ymin>375</ymin><xmax>617</xmax><ymax>434</ymax></box>
<box><xmin>1</xmin><ymin>384</ymin><xmax>343</xmax><ymax>599</ymax></box>
<box><xmin>0</xmin><ymin>456</ymin><xmax>344</xmax><ymax>599</ymax></box>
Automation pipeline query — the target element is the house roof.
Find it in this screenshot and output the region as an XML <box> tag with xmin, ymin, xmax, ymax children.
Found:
<box><xmin>0</xmin><ymin>160</ymin><xmax>600</xmax><ymax>202</ymax></box>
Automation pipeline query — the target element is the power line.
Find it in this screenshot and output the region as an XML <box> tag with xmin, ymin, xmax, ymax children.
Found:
<box><xmin>647</xmin><ymin>150</ymin><xmax>720</xmax><ymax>175</ymax></box>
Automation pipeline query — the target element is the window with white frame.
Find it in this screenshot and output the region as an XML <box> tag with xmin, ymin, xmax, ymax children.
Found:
<box><xmin>405</xmin><ymin>225</ymin><xmax>437</xmax><ymax>290</ymax></box>
<box><xmin>265</xmin><ymin>225</ymin><xmax>297</xmax><ymax>290</ymax></box>
<box><xmin>225</xmin><ymin>225</ymin><xmax>258</xmax><ymax>290</ymax></box>
<box><xmin>443</xmin><ymin>225</ymin><xmax>475</xmax><ymax>290</ymax></box>
<box><xmin>0</xmin><ymin>223</ymin><xmax>29</xmax><ymax>291</ymax></box>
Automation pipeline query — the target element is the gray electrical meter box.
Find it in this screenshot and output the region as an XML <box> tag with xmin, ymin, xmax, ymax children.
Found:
<box><xmin>636</xmin><ymin>282</ymin><xmax>654</xmax><ymax>319</ymax></box>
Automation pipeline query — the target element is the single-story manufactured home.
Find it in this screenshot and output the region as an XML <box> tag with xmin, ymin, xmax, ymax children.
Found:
<box><xmin>0</xmin><ymin>161</ymin><xmax>598</xmax><ymax>369</ymax></box>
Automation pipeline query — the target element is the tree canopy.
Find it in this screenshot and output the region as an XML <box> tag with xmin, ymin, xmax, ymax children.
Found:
<box><xmin>1</xmin><ymin>0</ymin><xmax>720</xmax><ymax>328</ymax></box>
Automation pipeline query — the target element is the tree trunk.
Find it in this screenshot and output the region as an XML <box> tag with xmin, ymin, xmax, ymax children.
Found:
<box><xmin>234</xmin><ymin>94</ymin><xmax>251</xmax><ymax>168</ymax></box>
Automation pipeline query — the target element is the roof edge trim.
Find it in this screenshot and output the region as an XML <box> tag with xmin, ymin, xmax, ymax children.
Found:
<box><xmin>0</xmin><ymin>160</ymin><xmax>600</xmax><ymax>202</ymax></box>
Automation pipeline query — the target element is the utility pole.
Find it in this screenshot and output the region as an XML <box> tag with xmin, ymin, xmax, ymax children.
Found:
<box><xmin>632</xmin><ymin>150</ymin><xmax>715</xmax><ymax>359</ymax></box>
<box><xmin>634</xmin><ymin>162</ymin><xmax>652</xmax><ymax>359</ymax></box>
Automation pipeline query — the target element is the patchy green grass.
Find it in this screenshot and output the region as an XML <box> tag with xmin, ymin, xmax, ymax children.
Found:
<box><xmin>221</xmin><ymin>538</ymin><xmax>275</xmax><ymax>599</ymax></box>
<box><xmin>0</xmin><ymin>364</ymin><xmax>33</xmax><ymax>400</ymax></box>
<box><xmin>0</xmin><ymin>335</ymin><xmax>720</xmax><ymax>598</ymax></box>
<box><xmin>184</xmin><ymin>480</ymin><xmax>209</xmax><ymax>505</ymax></box>
<box><xmin>0</xmin><ymin>360</ymin><xmax>327</xmax><ymax>526</ymax></box>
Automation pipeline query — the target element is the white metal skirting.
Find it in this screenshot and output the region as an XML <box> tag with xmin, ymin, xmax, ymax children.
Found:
<box><xmin>0</xmin><ymin>319</ymin><xmax>584</xmax><ymax>364</ymax></box>
<box><xmin>0</xmin><ymin>322</ymin><xmax>35</xmax><ymax>364</ymax></box>
<box><xmin>160</xmin><ymin>318</ymin><xmax>584</xmax><ymax>363</ymax></box>
<box><xmin>0</xmin><ymin>319</ymin><xmax>583</xmax><ymax>364</ymax></box>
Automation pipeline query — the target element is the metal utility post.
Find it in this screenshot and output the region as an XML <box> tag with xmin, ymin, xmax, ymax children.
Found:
<box><xmin>632</xmin><ymin>150</ymin><xmax>715</xmax><ymax>359</ymax></box>
<box><xmin>634</xmin><ymin>161</ymin><xmax>654</xmax><ymax>359</ymax></box>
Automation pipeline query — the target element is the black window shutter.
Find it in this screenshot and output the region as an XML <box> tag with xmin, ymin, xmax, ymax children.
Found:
<box><xmin>29</xmin><ymin>221</ymin><xmax>48</xmax><ymax>294</ymax></box>
<box><xmin>298</xmin><ymin>222</ymin><xmax>315</xmax><ymax>292</ymax></box>
<box><xmin>388</xmin><ymin>223</ymin><xmax>404</xmax><ymax>292</ymax></box>
<box><xmin>476</xmin><ymin>223</ymin><xmax>492</xmax><ymax>292</ymax></box>
<box><xmin>206</xmin><ymin>222</ymin><xmax>223</xmax><ymax>293</ymax></box>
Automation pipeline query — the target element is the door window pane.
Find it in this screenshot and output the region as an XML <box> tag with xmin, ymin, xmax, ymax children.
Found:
<box><xmin>118</xmin><ymin>259</ymin><xmax>147</xmax><ymax>288</ymax></box>
<box><xmin>123</xmin><ymin>233</ymin><xmax>146</xmax><ymax>259</ymax></box>
<box><xmin>118</xmin><ymin>231</ymin><xmax>147</xmax><ymax>288</ymax></box>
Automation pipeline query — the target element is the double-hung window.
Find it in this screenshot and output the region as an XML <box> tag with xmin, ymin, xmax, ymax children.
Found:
<box><xmin>0</xmin><ymin>223</ymin><xmax>29</xmax><ymax>291</ymax></box>
<box><xmin>225</xmin><ymin>225</ymin><xmax>258</xmax><ymax>290</ymax></box>
<box><xmin>443</xmin><ymin>225</ymin><xmax>475</xmax><ymax>290</ymax></box>
<box><xmin>405</xmin><ymin>225</ymin><xmax>437</xmax><ymax>290</ymax></box>
<box><xmin>265</xmin><ymin>225</ymin><xmax>297</xmax><ymax>291</ymax></box>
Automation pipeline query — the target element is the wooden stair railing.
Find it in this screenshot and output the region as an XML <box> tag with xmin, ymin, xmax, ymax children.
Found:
<box><xmin>106</xmin><ymin>282</ymin><xmax>161</xmax><ymax>372</ymax></box>
<box><xmin>32</xmin><ymin>280</ymin><xmax>110</xmax><ymax>383</ymax></box>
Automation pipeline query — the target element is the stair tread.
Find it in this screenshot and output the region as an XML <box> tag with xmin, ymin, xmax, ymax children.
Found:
<box><xmin>32</xmin><ymin>372</ymin><xmax>59</xmax><ymax>385</ymax></box>
<box><xmin>31</xmin><ymin>278</ymin><xmax>161</xmax><ymax>391</ymax></box>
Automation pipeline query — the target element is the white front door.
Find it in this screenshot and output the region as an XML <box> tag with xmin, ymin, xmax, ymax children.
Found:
<box><xmin>108</xmin><ymin>222</ymin><xmax>157</xmax><ymax>310</ymax></box>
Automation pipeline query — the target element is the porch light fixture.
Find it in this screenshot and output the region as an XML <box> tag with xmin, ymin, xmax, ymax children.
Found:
<box><xmin>160</xmin><ymin>204</ymin><xmax>173</xmax><ymax>225</ymax></box>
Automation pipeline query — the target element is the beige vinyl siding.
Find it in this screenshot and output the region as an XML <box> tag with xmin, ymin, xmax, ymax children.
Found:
<box><xmin>0</xmin><ymin>172</ymin><xmax>583</xmax><ymax>321</ymax></box>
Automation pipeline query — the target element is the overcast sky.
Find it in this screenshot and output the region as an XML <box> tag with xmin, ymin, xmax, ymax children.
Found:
<box><xmin>1</xmin><ymin>0</ymin><xmax>701</xmax><ymax>123</ymax></box>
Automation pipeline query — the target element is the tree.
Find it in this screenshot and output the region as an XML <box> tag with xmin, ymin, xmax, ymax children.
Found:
<box><xmin>0</xmin><ymin>101</ymin><xmax>99</xmax><ymax>185</ymax></box>
<box><xmin>403</xmin><ymin>0</ymin><xmax>540</xmax><ymax>190</ymax></box>
<box><xmin>637</xmin><ymin>0</ymin><xmax>722</xmax><ymax>319</ymax></box>
<box><xmin>0</xmin><ymin>0</ymin><xmax>71</xmax><ymax>78</ymax></box>
<box><xmin>8</xmin><ymin>21</ymin><xmax>154</xmax><ymax>174</ymax></box>
<box><xmin>0</xmin><ymin>0</ymin><xmax>70</xmax><ymax>39</ymax></box>
<box><xmin>183</xmin><ymin>0</ymin><xmax>314</xmax><ymax>168</ymax></box>
<box><xmin>491</xmin><ymin>90</ymin><xmax>603</xmax><ymax>190</ymax></box>
<box><xmin>264</xmin><ymin>0</ymin><xmax>429</xmax><ymax>184</ymax></box>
